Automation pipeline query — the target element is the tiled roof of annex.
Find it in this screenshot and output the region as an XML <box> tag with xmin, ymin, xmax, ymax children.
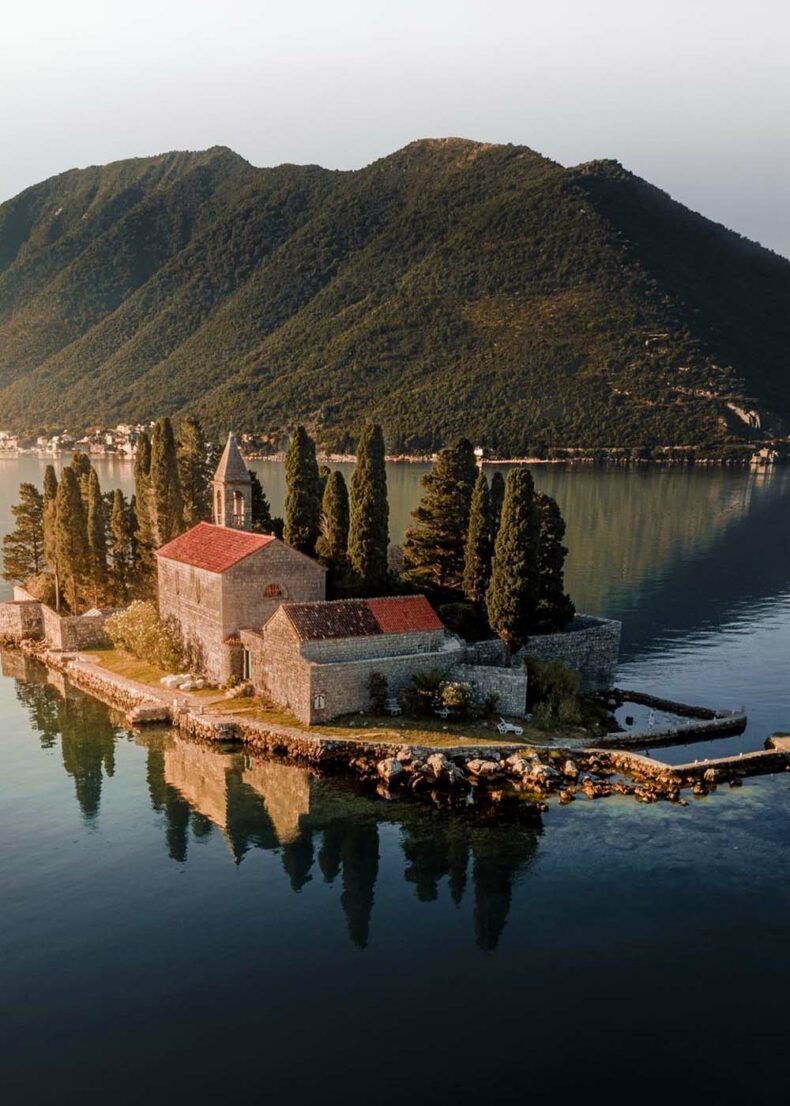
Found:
<box><xmin>156</xmin><ymin>522</ymin><xmax>275</xmax><ymax>573</ymax></box>
<box><xmin>281</xmin><ymin>595</ymin><xmax>444</xmax><ymax>642</ymax></box>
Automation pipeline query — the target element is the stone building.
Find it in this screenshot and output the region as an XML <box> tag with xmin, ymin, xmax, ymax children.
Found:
<box><xmin>240</xmin><ymin>595</ymin><xmax>528</xmax><ymax>724</ymax></box>
<box><xmin>157</xmin><ymin>523</ymin><xmax>326</xmax><ymax>684</ymax></box>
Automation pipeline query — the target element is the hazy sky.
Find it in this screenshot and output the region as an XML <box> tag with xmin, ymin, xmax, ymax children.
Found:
<box><xmin>2</xmin><ymin>0</ymin><xmax>788</xmax><ymax>255</ymax></box>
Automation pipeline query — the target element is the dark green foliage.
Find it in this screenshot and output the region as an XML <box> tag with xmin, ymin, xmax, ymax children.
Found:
<box><xmin>367</xmin><ymin>671</ymin><xmax>389</xmax><ymax>713</ymax></box>
<box><xmin>109</xmin><ymin>489</ymin><xmax>134</xmax><ymax>601</ymax></box>
<box><xmin>0</xmin><ymin>141</ymin><xmax>787</xmax><ymax>450</ymax></box>
<box><xmin>133</xmin><ymin>432</ymin><xmax>155</xmax><ymax>584</ymax></box>
<box><xmin>526</xmin><ymin>657</ymin><xmax>583</xmax><ymax>728</ymax></box>
<box><xmin>348</xmin><ymin>423</ymin><xmax>389</xmax><ymax>593</ymax></box>
<box><xmin>177</xmin><ymin>415</ymin><xmax>211</xmax><ymax>527</ymax></box>
<box><xmin>486</xmin><ymin>468</ymin><xmax>541</xmax><ymax>653</ymax></box>
<box><xmin>403</xmin><ymin>438</ymin><xmax>478</xmax><ymax>593</ymax></box>
<box><xmin>249</xmin><ymin>469</ymin><xmax>274</xmax><ymax>533</ymax></box>
<box><xmin>42</xmin><ymin>464</ymin><xmax>58</xmax><ymax>578</ymax></box>
<box><xmin>2</xmin><ymin>483</ymin><xmax>44</xmax><ymax>582</ymax></box>
<box><xmin>86</xmin><ymin>468</ymin><xmax>108</xmax><ymax>602</ymax></box>
<box><xmin>437</xmin><ymin>601</ymin><xmax>488</xmax><ymax>641</ymax></box>
<box><xmin>54</xmin><ymin>466</ymin><xmax>88</xmax><ymax>613</ymax></box>
<box><xmin>400</xmin><ymin>669</ymin><xmax>448</xmax><ymax>717</ymax></box>
<box><xmin>149</xmin><ymin>417</ymin><xmax>183</xmax><ymax>545</ymax></box>
<box><xmin>463</xmin><ymin>470</ymin><xmax>493</xmax><ymax>607</ymax></box>
<box><xmin>535</xmin><ymin>493</ymin><xmax>576</xmax><ymax>632</ymax></box>
<box><xmin>71</xmin><ymin>451</ymin><xmax>92</xmax><ymax>506</ymax></box>
<box><xmin>316</xmin><ymin>469</ymin><xmax>350</xmax><ymax>582</ymax></box>
<box><xmin>490</xmin><ymin>471</ymin><xmax>505</xmax><ymax>539</ymax></box>
<box><xmin>284</xmin><ymin>426</ymin><xmax>320</xmax><ymax>555</ymax></box>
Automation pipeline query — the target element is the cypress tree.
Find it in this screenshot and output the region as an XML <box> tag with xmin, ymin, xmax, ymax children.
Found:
<box><xmin>490</xmin><ymin>470</ymin><xmax>505</xmax><ymax>540</ymax></box>
<box><xmin>402</xmin><ymin>438</ymin><xmax>477</xmax><ymax>592</ymax></box>
<box><xmin>133</xmin><ymin>432</ymin><xmax>155</xmax><ymax>583</ymax></box>
<box><xmin>486</xmin><ymin>467</ymin><xmax>541</xmax><ymax>656</ymax></box>
<box><xmin>71</xmin><ymin>451</ymin><xmax>92</xmax><ymax>506</ymax></box>
<box><xmin>55</xmin><ymin>466</ymin><xmax>89</xmax><ymax>614</ymax></box>
<box><xmin>149</xmin><ymin>417</ymin><xmax>183</xmax><ymax>545</ymax></box>
<box><xmin>109</xmin><ymin>489</ymin><xmax>133</xmax><ymax>602</ymax></box>
<box><xmin>2</xmin><ymin>483</ymin><xmax>45</xmax><ymax>583</ymax></box>
<box><xmin>86</xmin><ymin>468</ymin><xmax>108</xmax><ymax>605</ymax></box>
<box><xmin>535</xmin><ymin>492</ymin><xmax>576</xmax><ymax>632</ymax></box>
<box><xmin>177</xmin><ymin>416</ymin><xmax>211</xmax><ymax>527</ymax></box>
<box><xmin>249</xmin><ymin>469</ymin><xmax>275</xmax><ymax>533</ymax></box>
<box><xmin>43</xmin><ymin>466</ymin><xmax>59</xmax><ymax>605</ymax></box>
<box><xmin>316</xmin><ymin>470</ymin><xmax>350</xmax><ymax>581</ymax></box>
<box><xmin>284</xmin><ymin>426</ymin><xmax>320</xmax><ymax>555</ymax></box>
<box><xmin>462</xmin><ymin>470</ymin><xmax>493</xmax><ymax>608</ymax></box>
<box><xmin>348</xmin><ymin>423</ymin><xmax>389</xmax><ymax>592</ymax></box>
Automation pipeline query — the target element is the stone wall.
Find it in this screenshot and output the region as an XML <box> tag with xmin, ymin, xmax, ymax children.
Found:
<box><xmin>242</xmin><ymin>618</ymin><xmax>314</xmax><ymax>724</ymax></box>
<box><xmin>454</xmin><ymin>664</ymin><xmax>527</xmax><ymax>717</ymax></box>
<box><xmin>462</xmin><ymin>639</ymin><xmax>507</xmax><ymax>666</ymax></box>
<box><xmin>158</xmin><ymin>558</ymin><xmax>225</xmax><ymax>680</ymax></box>
<box><xmin>0</xmin><ymin>600</ymin><xmax>43</xmax><ymax>641</ymax></box>
<box><xmin>221</xmin><ymin>542</ymin><xmax>325</xmax><ymax>640</ymax></box>
<box><xmin>306</xmin><ymin>644</ymin><xmax>465</xmax><ymax>725</ymax></box>
<box><xmin>40</xmin><ymin>603</ymin><xmax>118</xmax><ymax>651</ymax></box>
<box><xmin>517</xmin><ymin>614</ymin><xmax>622</xmax><ymax>691</ymax></box>
<box><xmin>301</xmin><ymin>627</ymin><xmax>447</xmax><ymax>664</ymax></box>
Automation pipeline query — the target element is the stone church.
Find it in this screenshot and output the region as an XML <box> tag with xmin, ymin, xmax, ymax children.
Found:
<box><xmin>157</xmin><ymin>433</ymin><xmax>529</xmax><ymax>722</ymax></box>
<box><xmin>157</xmin><ymin>433</ymin><xmax>326</xmax><ymax>683</ymax></box>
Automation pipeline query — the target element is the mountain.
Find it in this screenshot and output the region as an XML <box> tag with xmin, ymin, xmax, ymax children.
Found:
<box><xmin>0</xmin><ymin>138</ymin><xmax>788</xmax><ymax>453</ymax></box>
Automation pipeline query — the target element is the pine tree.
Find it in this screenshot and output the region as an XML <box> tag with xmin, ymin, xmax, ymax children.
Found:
<box><xmin>133</xmin><ymin>432</ymin><xmax>155</xmax><ymax>585</ymax></box>
<box><xmin>42</xmin><ymin>465</ymin><xmax>59</xmax><ymax>605</ymax></box>
<box><xmin>348</xmin><ymin>423</ymin><xmax>389</xmax><ymax>592</ymax></box>
<box><xmin>462</xmin><ymin>470</ymin><xmax>493</xmax><ymax>607</ymax></box>
<box><xmin>149</xmin><ymin>417</ymin><xmax>184</xmax><ymax>545</ymax></box>
<box><xmin>284</xmin><ymin>426</ymin><xmax>320</xmax><ymax>555</ymax></box>
<box><xmin>486</xmin><ymin>467</ymin><xmax>541</xmax><ymax>656</ymax></box>
<box><xmin>316</xmin><ymin>469</ymin><xmax>350</xmax><ymax>582</ymax></box>
<box><xmin>2</xmin><ymin>483</ymin><xmax>45</xmax><ymax>583</ymax></box>
<box><xmin>86</xmin><ymin>468</ymin><xmax>108</xmax><ymax>605</ymax></box>
<box><xmin>535</xmin><ymin>492</ymin><xmax>575</xmax><ymax>632</ymax></box>
<box><xmin>490</xmin><ymin>470</ymin><xmax>505</xmax><ymax>540</ymax></box>
<box><xmin>54</xmin><ymin>466</ymin><xmax>88</xmax><ymax>614</ymax></box>
<box><xmin>177</xmin><ymin>416</ymin><xmax>211</xmax><ymax>527</ymax></box>
<box><xmin>109</xmin><ymin>489</ymin><xmax>133</xmax><ymax>602</ymax></box>
<box><xmin>402</xmin><ymin>438</ymin><xmax>478</xmax><ymax>592</ymax></box>
<box><xmin>249</xmin><ymin>469</ymin><xmax>274</xmax><ymax>533</ymax></box>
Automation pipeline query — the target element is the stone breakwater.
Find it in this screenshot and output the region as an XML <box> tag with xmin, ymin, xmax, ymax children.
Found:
<box><xmin>14</xmin><ymin>642</ymin><xmax>788</xmax><ymax>812</ymax></box>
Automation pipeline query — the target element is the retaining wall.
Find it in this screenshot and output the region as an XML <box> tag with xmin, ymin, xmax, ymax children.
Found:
<box><xmin>0</xmin><ymin>600</ymin><xmax>43</xmax><ymax>641</ymax></box>
<box><xmin>40</xmin><ymin>604</ymin><xmax>119</xmax><ymax>651</ymax></box>
<box><xmin>518</xmin><ymin>614</ymin><xmax>622</xmax><ymax>691</ymax></box>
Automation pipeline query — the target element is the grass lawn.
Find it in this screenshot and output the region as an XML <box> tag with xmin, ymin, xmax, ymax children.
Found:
<box><xmin>84</xmin><ymin>649</ymin><xmax>217</xmax><ymax>700</ymax></box>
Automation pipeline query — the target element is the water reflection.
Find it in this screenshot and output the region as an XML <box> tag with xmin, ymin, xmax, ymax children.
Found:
<box><xmin>9</xmin><ymin>656</ymin><xmax>540</xmax><ymax>951</ymax></box>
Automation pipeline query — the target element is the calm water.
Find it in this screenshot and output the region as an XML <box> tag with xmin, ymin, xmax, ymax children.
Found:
<box><xmin>1</xmin><ymin>457</ymin><xmax>789</xmax><ymax>1103</ymax></box>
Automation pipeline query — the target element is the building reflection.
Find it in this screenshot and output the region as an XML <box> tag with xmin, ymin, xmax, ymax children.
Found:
<box><xmin>9</xmin><ymin>654</ymin><xmax>541</xmax><ymax>951</ymax></box>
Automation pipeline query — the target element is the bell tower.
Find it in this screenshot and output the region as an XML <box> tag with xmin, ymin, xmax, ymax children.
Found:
<box><xmin>212</xmin><ymin>432</ymin><xmax>252</xmax><ymax>530</ymax></box>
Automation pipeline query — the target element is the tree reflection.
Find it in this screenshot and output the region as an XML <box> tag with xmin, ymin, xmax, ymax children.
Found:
<box><xmin>13</xmin><ymin>657</ymin><xmax>541</xmax><ymax>950</ymax></box>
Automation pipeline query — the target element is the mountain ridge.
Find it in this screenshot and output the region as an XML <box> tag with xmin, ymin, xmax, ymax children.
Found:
<box><xmin>0</xmin><ymin>138</ymin><xmax>787</xmax><ymax>452</ymax></box>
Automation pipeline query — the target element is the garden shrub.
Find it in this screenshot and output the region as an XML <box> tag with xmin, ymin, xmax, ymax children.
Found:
<box><xmin>106</xmin><ymin>601</ymin><xmax>184</xmax><ymax>671</ymax></box>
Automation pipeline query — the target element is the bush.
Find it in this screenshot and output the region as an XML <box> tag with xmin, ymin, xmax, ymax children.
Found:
<box><xmin>367</xmin><ymin>671</ymin><xmax>389</xmax><ymax>713</ymax></box>
<box><xmin>526</xmin><ymin>656</ymin><xmax>584</xmax><ymax>730</ymax></box>
<box><xmin>440</xmin><ymin>680</ymin><xmax>475</xmax><ymax>718</ymax></box>
<box><xmin>400</xmin><ymin>668</ymin><xmax>447</xmax><ymax>716</ymax></box>
<box><xmin>106</xmin><ymin>601</ymin><xmax>184</xmax><ymax>671</ymax></box>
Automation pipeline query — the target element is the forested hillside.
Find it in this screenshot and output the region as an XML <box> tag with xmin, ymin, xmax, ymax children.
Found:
<box><xmin>0</xmin><ymin>138</ymin><xmax>788</xmax><ymax>453</ymax></box>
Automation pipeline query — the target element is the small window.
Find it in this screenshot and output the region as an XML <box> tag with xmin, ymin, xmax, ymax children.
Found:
<box><xmin>264</xmin><ymin>583</ymin><xmax>283</xmax><ymax>598</ymax></box>
<box><xmin>313</xmin><ymin>693</ymin><xmax>326</xmax><ymax>710</ymax></box>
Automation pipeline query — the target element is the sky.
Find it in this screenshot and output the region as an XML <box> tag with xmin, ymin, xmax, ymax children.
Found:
<box><xmin>1</xmin><ymin>0</ymin><xmax>788</xmax><ymax>256</ymax></box>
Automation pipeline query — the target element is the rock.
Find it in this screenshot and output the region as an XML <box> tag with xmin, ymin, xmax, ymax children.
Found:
<box><xmin>692</xmin><ymin>781</ymin><xmax>708</xmax><ymax>796</ymax></box>
<box><xmin>395</xmin><ymin>746</ymin><xmax>413</xmax><ymax>764</ymax></box>
<box><xmin>127</xmin><ymin>701</ymin><xmax>170</xmax><ymax>724</ymax></box>
<box><xmin>426</xmin><ymin>753</ymin><xmax>450</xmax><ymax>778</ymax></box>
<box><xmin>703</xmin><ymin>768</ymin><xmax>719</xmax><ymax>783</ymax></box>
<box><xmin>465</xmin><ymin>758</ymin><xmax>501</xmax><ymax>777</ymax></box>
<box><xmin>562</xmin><ymin>759</ymin><xmax>579</xmax><ymax>779</ymax></box>
<box><xmin>558</xmin><ymin>789</ymin><xmax>575</xmax><ymax>804</ymax></box>
<box><xmin>729</xmin><ymin>775</ymin><xmax>743</xmax><ymax>788</ymax></box>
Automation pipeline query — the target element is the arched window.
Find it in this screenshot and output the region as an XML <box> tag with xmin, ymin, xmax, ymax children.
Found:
<box><xmin>215</xmin><ymin>489</ymin><xmax>222</xmax><ymax>521</ymax></box>
<box><xmin>232</xmin><ymin>490</ymin><xmax>245</xmax><ymax>526</ymax></box>
<box><xmin>263</xmin><ymin>583</ymin><xmax>283</xmax><ymax>599</ymax></box>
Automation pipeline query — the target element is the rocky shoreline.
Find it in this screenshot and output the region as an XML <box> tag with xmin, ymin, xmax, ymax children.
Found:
<box><xmin>10</xmin><ymin>640</ymin><xmax>788</xmax><ymax>815</ymax></box>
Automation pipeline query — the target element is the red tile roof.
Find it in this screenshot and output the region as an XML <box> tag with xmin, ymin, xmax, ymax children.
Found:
<box><xmin>367</xmin><ymin>596</ymin><xmax>444</xmax><ymax>634</ymax></box>
<box><xmin>156</xmin><ymin>522</ymin><xmax>275</xmax><ymax>573</ymax></box>
<box><xmin>282</xmin><ymin>595</ymin><xmax>444</xmax><ymax>641</ymax></box>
